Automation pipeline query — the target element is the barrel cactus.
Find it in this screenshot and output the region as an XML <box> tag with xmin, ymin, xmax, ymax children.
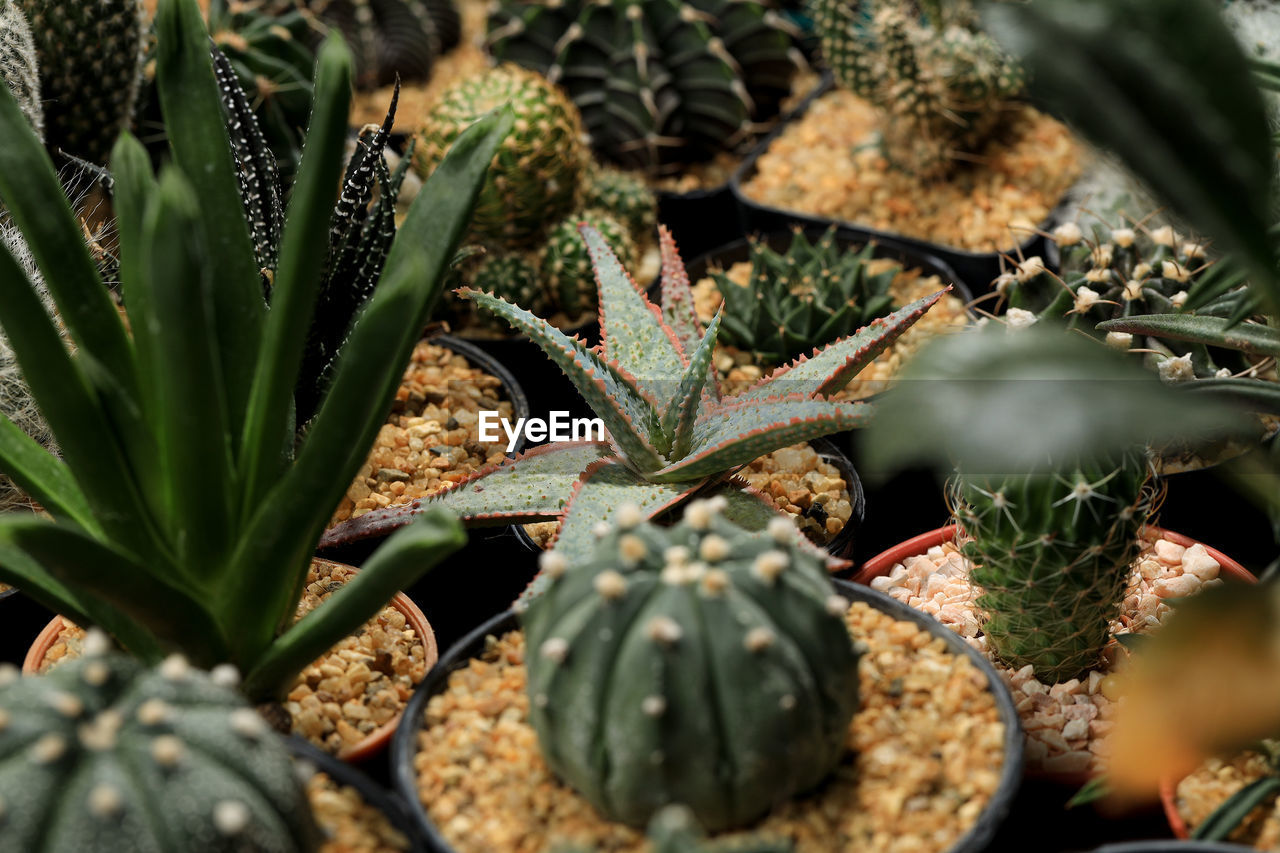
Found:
<box><xmin>17</xmin><ymin>0</ymin><xmax>145</xmax><ymax>164</ymax></box>
<box><xmin>0</xmin><ymin>638</ymin><xmax>320</xmax><ymax>851</ymax></box>
<box><xmin>541</xmin><ymin>209</ymin><xmax>634</xmax><ymax>322</ymax></box>
<box><xmin>581</xmin><ymin>165</ymin><xmax>657</xmax><ymax>247</ymax></box>
<box><xmin>415</xmin><ymin>63</ymin><xmax>588</xmax><ymax>249</ymax></box>
<box><xmin>807</xmin><ymin>0</ymin><xmax>1024</xmax><ymax>179</ymax></box>
<box><xmin>714</xmin><ymin>227</ymin><xmax>900</xmax><ymax>363</ymax></box>
<box><xmin>471</xmin><ymin>251</ymin><xmax>548</xmax><ymax>318</ymax></box>
<box><xmin>302</xmin><ymin>0</ymin><xmax>459</xmax><ymax>89</ymax></box>
<box><xmin>0</xmin><ymin>0</ymin><xmax>41</xmax><ymax>138</ymax></box>
<box><xmin>951</xmin><ymin>450</ymin><xmax>1157</xmax><ymax>683</ymax></box>
<box><xmin>486</xmin><ymin>0</ymin><xmax>798</xmax><ymax>175</ymax></box>
<box><xmin>521</xmin><ymin>499</ymin><xmax>861</xmax><ymax>832</ymax></box>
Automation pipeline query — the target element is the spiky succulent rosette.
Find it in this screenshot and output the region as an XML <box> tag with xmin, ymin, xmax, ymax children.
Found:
<box><xmin>952</xmin><ymin>450</ymin><xmax>1157</xmax><ymax>683</ymax></box>
<box><xmin>320</xmin><ymin>225</ymin><xmax>947</xmax><ymax>578</ymax></box>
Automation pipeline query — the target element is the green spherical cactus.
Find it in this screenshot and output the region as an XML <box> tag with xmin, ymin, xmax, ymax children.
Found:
<box><xmin>18</xmin><ymin>0</ymin><xmax>145</xmax><ymax>165</ymax></box>
<box><xmin>521</xmin><ymin>499</ymin><xmax>861</xmax><ymax>833</ymax></box>
<box><xmin>0</xmin><ymin>638</ymin><xmax>321</xmax><ymax>852</ymax></box>
<box><xmin>952</xmin><ymin>451</ymin><xmax>1157</xmax><ymax>683</ymax></box>
<box><xmin>415</xmin><ymin>63</ymin><xmax>588</xmax><ymax>249</ymax></box>
<box><xmin>470</xmin><ymin>250</ymin><xmax>550</xmax><ymax>323</ymax></box>
<box><xmin>540</xmin><ymin>209</ymin><xmax>634</xmax><ymax>322</ymax></box>
<box><xmin>580</xmin><ymin>165</ymin><xmax>657</xmax><ymax>247</ymax></box>
<box><xmin>487</xmin><ymin>0</ymin><xmax>797</xmax><ymax>175</ymax></box>
<box><xmin>0</xmin><ymin>0</ymin><xmax>43</xmax><ymax>138</ymax></box>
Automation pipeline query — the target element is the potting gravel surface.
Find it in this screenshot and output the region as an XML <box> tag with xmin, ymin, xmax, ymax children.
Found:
<box><xmin>870</xmin><ymin>531</ymin><xmax>1225</xmax><ymax>775</ymax></box>
<box><xmin>1174</xmin><ymin>751</ymin><xmax>1280</xmax><ymax>848</ymax></box>
<box><xmin>692</xmin><ymin>258</ymin><xmax>969</xmax><ymax>401</ymax></box>
<box><xmin>329</xmin><ymin>340</ymin><xmax>514</xmax><ymax>526</ymax></box>
<box><xmin>411</xmin><ymin>601</ymin><xmax>1005</xmax><ymax>852</ymax></box>
<box><xmin>740</xmin><ymin>89</ymin><xmax>1080</xmax><ymax>252</ymax></box>
<box><xmin>310</xmin><ymin>770</ymin><xmax>412</xmax><ymax>853</ymax></box>
<box><xmin>37</xmin><ymin>561</ymin><xmax>429</xmax><ymax>757</ymax></box>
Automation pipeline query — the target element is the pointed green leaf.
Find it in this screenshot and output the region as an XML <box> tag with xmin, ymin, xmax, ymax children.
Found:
<box><xmin>109</xmin><ymin>132</ymin><xmax>161</xmax><ymax>419</ymax></box>
<box><xmin>0</xmin><ymin>417</ymin><xmax>96</xmax><ymax>532</ymax></box>
<box><xmin>1097</xmin><ymin>313</ymin><xmax>1280</xmax><ymax>357</ymax></box>
<box><xmin>1183</xmin><ymin>377</ymin><xmax>1280</xmax><ymax>415</ymax></box>
<box><xmin>662</xmin><ymin>309</ymin><xmax>722</xmax><ymax>460</ymax></box>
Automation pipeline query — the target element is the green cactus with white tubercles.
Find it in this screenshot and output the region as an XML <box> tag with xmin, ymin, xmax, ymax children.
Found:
<box><xmin>0</xmin><ymin>636</ymin><xmax>320</xmax><ymax>851</ymax></box>
<box><xmin>952</xmin><ymin>449</ymin><xmax>1157</xmax><ymax>683</ymax></box>
<box><xmin>17</xmin><ymin>0</ymin><xmax>145</xmax><ymax>164</ymax></box>
<box><xmin>0</xmin><ymin>0</ymin><xmax>42</xmax><ymax>138</ymax></box>
<box><xmin>522</xmin><ymin>499</ymin><xmax>860</xmax><ymax>833</ymax></box>
<box><xmin>541</xmin><ymin>208</ymin><xmax>635</xmax><ymax>322</ymax></box>
<box><xmin>580</xmin><ymin>165</ymin><xmax>657</xmax><ymax>249</ymax></box>
<box><xmin>468</xmin><ymin>250</ymin><xmax>548</xmax><ymax>327</ymax></box>
<box><xmin>807</xmin><ymin>0</ymin><xmax>1024</xmax><ymax>179</ymax></box>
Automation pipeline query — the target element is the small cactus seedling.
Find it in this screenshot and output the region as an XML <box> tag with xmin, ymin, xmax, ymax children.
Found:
<box><xmin>541</xmin><ymin>208</ymin><xmax>635</xmax><ymax>322</ymax></box>
<box><xmin>523</xmin><ymin>500</ymin><xmax>860</xmax><ymax>832</ymax></box>
<box><xmin>0</xmin><ymin>0</ymin><xmax>42</xmax><ymax>138</ymax></box>
<box><xmin>0</xmin><ymin>639</ymin><xmax>320</xmax><ymax>851</ymax></box>
<box><xmin>321</xmin><ymin>223</ymin><xmax>947</xmax><ymax>582</ymax></box>
<box><xmin>713</xmin><ymin>227</ymin><xmax>900</xmax><ymax>363</ymax></box>
<box><xmin>808</xmin><ymin>0</ymin><xmax>1024</xmax><ymax>179</ymax></box>
<box><xmin>580</xmin><ymin>165</ymin><xmax>657</xmax><ymax>247</ymax></box>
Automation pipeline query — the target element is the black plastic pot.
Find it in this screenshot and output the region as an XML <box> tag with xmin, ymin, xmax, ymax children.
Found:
<box><xmin>284</xmin><ymin>736</ymin><xmax>425</xmax><ymax>853</ymax></box>
<box><xmin>509</xmin><ymin>435</ymin><xmax>867</xmax><ymax>562</ymax></box>
<box><xmin>730</xmin><ymin>75</ymin><xmax>1071</xmax><ymax>296</ymax></box>
<box><xmin>1086</xmin><ymin>845</ymin><xmax>1252</xmax><ymax>853</ymax></box>
<box><xmin>391</xmin><ymin>579</ymin><xmax>1024</xmax><ymax>853</ymax></box>
<box><xmin>655</xmin><ymin>185</ymin><xmax>745</xmax><ymax>262</ymax></box>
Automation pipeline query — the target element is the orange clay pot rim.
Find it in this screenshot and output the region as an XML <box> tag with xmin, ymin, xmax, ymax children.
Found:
<box><xmin>21</xmin><ymin>558</ymin><xmax>436</xmax><ymax>764</ymax></box>
<box><xmin>854</xmin><ymin>524</ymin><xmax>1257</xmax><ymax>787</ymax></box>
<box><xmin>1161</xmin><ymin>775</ymin><xmax>1191</xmax><ymax>841</ymax></box>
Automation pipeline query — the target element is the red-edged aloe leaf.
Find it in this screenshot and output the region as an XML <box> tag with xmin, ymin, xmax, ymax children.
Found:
<box><xmin>650</xmin><ymin>396</ymin><xmax>873</xmax><ymax>483</ymax></box>
<box><xmin>317</xmin><ymin>442</ymin><xmax>613</xmax><ymax>546</ymax></box>
<box><xmin>657</xmin><ymin>227</ymin><xmax>705</xmax><ymax>362</ymax></box>
<box><xmin>584</xmin><ymin>224</ymin><xmax>687</xmax><ymax>401</ymax></box>
<box><xmin>709</xmin><ymin>480</ymin><xmax>851</xmax><ymax>573</ymax></box>
<box><xmin>729</xmin><ymin>288</ymin><xmax>949</xmax><ymax>404</ymax></box>
<box><xmin>1097</xmin><ymin>313</ymin><xmax>1280</xmax><ymax>357</ymax></box>
<box><xmin>460</xmin><ymin>288</ymin><xmax>667</xmax><ymax>471</ymax></box>
<box><xmin>662</xmin><ymin>308</ymin><xmax>722</xmax><ymax>460</ymax></box>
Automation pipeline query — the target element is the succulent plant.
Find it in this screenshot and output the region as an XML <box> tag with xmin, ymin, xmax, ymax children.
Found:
<box><xmin>713</xmin><ymin>227</ymin><xmax>900</xmax><ymax>363</ymax></box>
<box><xmin>17</xmin><ymin>0</ymin><xmax>146</xmax><ymax>164</ymax></box>
<box><xmin>322</xmin><ymin>223</ymin><xmax>945</xmax><ymax>579</ymax></box>
<box><xmin>302</xmin><ymin>0</ymin><xmax>460</xmax><ymax>89</ymax></box>
<box><xmin>581</xmin><ymin>165</ymin><xmax>657</xmax><ymax>247</ymax></box>
<box><xmin>0</xmin><ymin>640</ymin><xmax>320</xmax><ymax>851</ymax></box>
<box><xmin>951</xmin><ymin>448</ymin><xmax>1156</xmax><ymax>683</ymax></box>
<box><xmin>486</xmin><ymin>0</ymin><xmax>798</xmax><ymax>175</ymax></box>
<box><xmin>0</xmin><ymin>0</ymin><xmax>509</xmax><ymax>700</ymax></box>
<box><xmin>808</xmin><ymin>0</ymin><xmax>1024</xmax><ymax>179</ymax></box>
<box><xmin>523</xmin><ymin>499</ymin><xmax>859</xmax><ymax>832</ymax></box>
<box><xmin>644</xmin><ymin>805</ymin><xmax>795</xmax><ymax>853</ymax></box>
<box><xmin>415</xmin><ymin>63</ymin><xmax>588</xmax><ymax>250</ymax></box>
<box><xmin>0</xmin><ymin>0</ymin><xmax>41</xmax><ymax>138</ymax></box>
<box><xmin>469</xmin><ymin>251</ymin><xmax>547</xmax><ymax>322</ymax></box>
<box><xmin>542</xmin><ymin>208</ymin><xmax>635</xmax><ymax>322</ymax></box>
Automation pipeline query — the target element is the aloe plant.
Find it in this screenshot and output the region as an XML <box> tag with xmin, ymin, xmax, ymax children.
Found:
<box><xmin>323</xmin><ymin>224</ymin><xmax>945</xmax><ymax>575</ymax></box>
<box><xmin>0</xmin><ymin>0</ymin><xmax>510</xmax><ymax>700</ymax></box>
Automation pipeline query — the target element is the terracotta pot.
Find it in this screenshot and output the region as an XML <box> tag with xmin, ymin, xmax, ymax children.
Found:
<box><xmin>1161</xmin><ymin>776</ymin><xmax>1191</xmax><ymax>841</ymax></box>
<box><xmin>22</xmin><ymin>558</ymin><xmax>436</xmax><ymax>764</ymax></box>
<box><xmin>854</xmin><ymin>525</ymin><xmax>1257</xmax><ymax>787</ymax></box>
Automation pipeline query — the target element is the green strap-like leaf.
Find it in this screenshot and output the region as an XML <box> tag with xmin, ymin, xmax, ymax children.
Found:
<box><xmin>238</xmin><ymin>34</ymin><xmax>354</xmax><ymax>516</ymax></box>
<box><xmin>242</xmin><ymin>508</ymin><xmax>465</xmax><ymax>700</ymax></box>
<box><xmin>0</xmin><ymin>417</ymin><xmax>96</xmax><ymax>532</ymax></box>
<box><xmin>109</xmin><ymin>132</ymin><xmax>160</xmax><ymax>417</ymax></box>
<box><xmin>1191</xmin><ymin>775</ymin><xmax>1280</xmax><ymax>840</ymax></box>
<box><xmin>662</xmin><ymin>309</ymin><xmax>722</xmax><ymax>460</ymax></box>
<box><xmin>1097</xmin><ymin>313</ymin><xmax>1280</xmax><ymax>357</ymax></box>
<box><xmin>1183</xmin><ymin>377</ymin><xmax>1280</xmax><ymax>415</ymax></box>
<box><xmin>729</xmin><ymin>289</ymin><xmax>947</xmax><ymax>404</ymax></box>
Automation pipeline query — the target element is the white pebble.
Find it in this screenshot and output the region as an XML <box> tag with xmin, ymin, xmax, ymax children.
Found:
<box><xmin>1154</xmin><ymin>539</ymin><xmax>1185</xmax><ymax>564</ymax></box>
<box><xmin>1181</xmin><ymin>544</ymin><xmax>1220</xmax><ymax>581</ymax></box>
<box><xmin>1154</xmin><ymin>574</ymin><xmax>1202</xmax><ymax>598</ymax></box>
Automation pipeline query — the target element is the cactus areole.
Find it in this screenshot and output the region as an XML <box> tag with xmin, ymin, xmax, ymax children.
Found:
<box><xmin>521</xmin><ymin>500</ymin><xmax>861</xmax><ymax>832</ymax></box>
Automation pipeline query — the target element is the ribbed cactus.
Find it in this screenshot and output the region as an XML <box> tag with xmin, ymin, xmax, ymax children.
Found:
<box><xmin>808</xmin><ymin>0</ymin><xmax>1024</xmax><ymax>179</ymax></box>
<box><xmin>415</xmin><ymin>63</ymin><xmax>588</xmax><ymax>249</ymax></box>
<box><xmin>541</xmin><ymin>209</ymin><xmax>634</xmax><ymax>322</ymax></box>
<box><xmin>0</xmin><ymin>639</ymin><xmax>320</xmax><ymax>851</ymax></box>
<box><xmin>952</xmin><ymin>451</ymin><xmax>1156</xmax><ymax>683</ymax></box>
<box><xmin>17</xmin><ymin>0</ymin><xmax>145</xmax><ymax>164</ymax></box>
<box><xmin>301</xmin><ymin>0</ymin><xmax>459</xmax><ymax>89</ymax></box>
<box><xmin>581</xmin><ymin>165</ymin><xmax>657</xmax><ymax>247</ymax></box>
<box><xmin>0</xmin><ymin>0</ymin><xmax>42</xmax><ymax>138</ymax></box>
<box><xmin>487</xmin><ymin>0</ymin><xmax>798</xmax><ymax>175</ymax></box>
<box><xmin>522</xmin><ymin>500</ymin><xmax>860</xmax><ymax>832</ymax></box>
<box><xmin>714</xmin><ymin>228</ymin><xmax>900</xmax><ymax>363</ymax></box>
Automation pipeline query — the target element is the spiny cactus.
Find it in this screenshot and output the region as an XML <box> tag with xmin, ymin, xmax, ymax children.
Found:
<box><xmin>0</xmin><ymin>0</ymin><xmax>41</xmax><ymax>138</ymax></box>
<box><xmin>808</xmin><ymin>0</ymin><xmax>1024</xmax><ymax>179</ymax></box>
<box><xmin>542</xmin><ymin>209</ymin><xmax>635</xmax><ymax>322</ymax></box>
<box><xmin>714</xmin><ymin>227</ymin><xmax>900</xmax><ymax>363</ymax></box>
<box><xmin>487</xmin><ymin>0</ymin><xmax>798</xmax><ymax>175</ymax></box>
<box><xmin>581</xmin><ymin>165</ymin><xmax>657</xmax><ymax>247</ymax></box>
<box><xmin>302</xmin><ymin>0</ymin><xmax>459</xmax><ymax>89</ymax></box>
<box><xmin>523</xmin><ymin>500</ymin><xmax>859</xmax><ymax>832</ymax></box>
<box><xmin>321</xmin><ymin>224</ymin><xmax>946</xmax><ymax>579</ymax></box>
<box><xmin>415</xmin><ymin>63</ymin><xmax>588</xmax><ymax>249</ymax></box>
<box><xmin>470</xmin><ymin>251</ymin><xmax>547</xmax><ymax>321</ymax></box>
<box><xmin>0</xmin><ymin>639</ymin><xmax>320</xmax><ymax>851</ymax></box>
<box><xmin>17</xmin><ymin>0</ymin><xmax>145</xmax><ymax>164</ymax></box>
<box><xmin>952</xmin><ymin>449</ymin><xmax>1157</xmax><ymax>683</ymax></box>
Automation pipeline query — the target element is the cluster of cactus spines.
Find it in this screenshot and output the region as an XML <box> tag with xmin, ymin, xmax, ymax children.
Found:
<box><xmin>952</xmin><ymin>450</ymin><xmax>1157</xmax><ymax>683</ymax></box>
<box><xmin>580</xmin><ymin>164</ymin><xmax>657</xmax><ymax>245</ymax></box>
<box><xmin>486</xmin><ymin>0</ymin><xmax>798</xmax><ymax>175</ymax></box>
<box><xmin>0</xmin><ymin>0</ymin><xmax>42</xmax><ymax>138</ymax></box>
<box><xmin>320</xmin><ymin>223</ymin><xmax>946</xmax><ymax>567</ymax></box>
<box><xmin>714</xmin><ymin>227</ymin><xmax>901</xmax><ymax>363</ymax></box>
<box><xmin>0</xmin><ymin>636</ymin><xmax>320</xmax><ymax>851</ymax></box>
<box><xmin>808</xmin><ymin>0</ymin><xmax>1024</xmax><ymax>179</ymax></box>
<box><xmin>303</xmin><ymin>0</ymin><xmax>459</xmax><ymax>89</ymax></box>
<box><xmin>415</xmin><ymin>63</ymin><xmax>588</xmax><ymax>249</ymax></box>
<box><xmin>17</xmin><ymin>0</ymin><xmax>146</xmax><ymax>164</ymax></box>
<box><xmin>522</xmin><ymin>500</ymin><xmax>860</xmax><ymax>832</ymax></box>
<box><xmin>541</xmin><ymin>209</ymin><xmax>635</xmax><ymax>322</ymax></box>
